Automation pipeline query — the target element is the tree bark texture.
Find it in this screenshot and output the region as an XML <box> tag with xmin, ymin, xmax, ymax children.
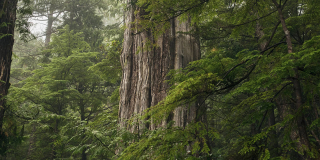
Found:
<box><xmin>0</xmin><ymin>0</ymin><xmax>18</xmax><ymax>132</ymax></box>
<box><xmin>119</xmin><ymin>2</ymin><xmax>200</xmax><ymax>132</ymax></box>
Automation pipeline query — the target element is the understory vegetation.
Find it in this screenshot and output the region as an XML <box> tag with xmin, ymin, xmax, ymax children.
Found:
<box><xmin>1</xmin><ymin>0</ymin><xmax>320</xmax><ymax>159</ymax></box>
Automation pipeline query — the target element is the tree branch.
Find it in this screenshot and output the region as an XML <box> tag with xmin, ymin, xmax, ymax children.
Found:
<box><xmin>93</xmin><ymin>134</ymin><xmax>115</xmax><ymax>154</ymax></box>
<box><xmin>221</xmin><ymin>10</ymin><xmax>277</xmax><ymax>29</ymax></box>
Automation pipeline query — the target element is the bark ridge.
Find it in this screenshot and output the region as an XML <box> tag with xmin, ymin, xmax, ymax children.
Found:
<box><xmin>119</xmin><ymin>3</ymin><xmax>200</xmax><ymax>131</ymax></box>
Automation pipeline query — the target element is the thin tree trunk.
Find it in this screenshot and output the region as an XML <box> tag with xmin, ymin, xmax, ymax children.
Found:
<box><xmin>272</xmin><ymin>0</ymin><xmax>312</xmax><ymax>158</ymax></box>
<box><xmin>45</xmin><ymin>8</ymin><xmax>54</xmax><ymax>47</ymax></box>
<box><xmin>0</xmin><ymin>0</ymin><xmax>18</xmax><ymax>133</ymax></box>
<box><xmin>312</xmin><ymin>95</ymin><xmax>320</xmax><ymax>135</ymax></box>
<box><xmin>304</xmin><ymin>117</ymin><xmax>320</xmax><ymax>146</ymax></box>
<box><xmin>81</xmin><ymin>149</ymin><xmax>87</xmax><ymax>160</ymax></box>
<box><xmin>51</xmin><ymin>104</ymin><xmax>63</xmax><ymax>160</ymax></box>
<box><xmin>79</xmin><ymin>84</ymin><xmax>87</xmax><ymax>160</ymax></box>
<box><xmin>268</xmin><ymin>106</ymin><xmax>279</xmax><ymax>157</ymax></box>
<box><xmin>80</xmin><ymin>103</ymin><xmax>87</xmax><ymax>160</ymax></box>
<box><xmin>119</xmin><ymin>0</ymin><xmax>200</xmax><ymax>132</ymax></box>
<box><xmin>255</xmin><ymin>17</ymin><xmax>279</xmax><ymax>157</ymax></box>
<box><xmin>27</xmin><ymin>124</ymin><xmax>37</xmax><ymax>160</ymax></box>
<box><xmin>51</xmin><ymin>118</ymin><xmax>59</xmax><ymax>160</ymax></box>
<box><xmin>276</xmin><ymin>98</ymin><xmax>303</xmax><ymax>159</ymax></box>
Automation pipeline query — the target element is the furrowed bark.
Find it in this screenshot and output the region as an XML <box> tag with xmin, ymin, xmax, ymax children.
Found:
<box><xmin>119</xmin><ymin>1</ymin><xmax>200</xmax><ymax>132</ymax></box>
<box><xmin>0</xmin><ymin>0</ymin><xmax>18</xmax><ymax>133</ymax></box>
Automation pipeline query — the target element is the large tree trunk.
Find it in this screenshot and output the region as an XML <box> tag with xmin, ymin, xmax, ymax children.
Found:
<box><xmin>119</xmin><ymin>1</ymin><xmax>200</xmax><ymax>132</ymax></box>
<box><xmin>0</xmin><ymin>0</ymin><xmax>18</xmax><ymax>133</ymax></box>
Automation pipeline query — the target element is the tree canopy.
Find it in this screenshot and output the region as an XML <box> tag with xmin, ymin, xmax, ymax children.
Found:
<box><xmin>1</xmin><ymin>0</ymin><xmax>320</xmax><ymax>159</ymax></box>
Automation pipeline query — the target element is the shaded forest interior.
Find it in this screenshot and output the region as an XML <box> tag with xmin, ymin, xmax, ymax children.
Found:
<box><xmin>1</xmin><ymin>0</ymin><xmax>320</xmax><ymax>159</ymax></box>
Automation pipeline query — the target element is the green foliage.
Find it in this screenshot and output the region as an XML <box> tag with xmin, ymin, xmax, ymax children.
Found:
<box><xmin>16</xmin><ymin>0</ymin><xmax>34</xmax><ymax>42</ymax></box>
<box><xmin>119</xmin><ymin>122</ymin><xmax>218</xmax><ymax>160</ymax></box>
<box><xmin>6</xmin><ymin>23</ymin><xmax>122</xmax><ymax>159</ymax></box>
<box><xmin>4</xmin><ymin>0</ymin><xmax>320</xmax><ymax>159</ymax></box>
<box><xmin>90</xmin><ymin>39</ymin><xmax>122</xmax><ymax>84</ymax></box>
<box><xmin>118</xmin><ymin>0</ymin><xmax>320</xmax><ymax>159</ymax></box>
<box><xmin>58</xmin><ymin>0</ymin><xmax>106</xmax><ymax>50</ymax></box>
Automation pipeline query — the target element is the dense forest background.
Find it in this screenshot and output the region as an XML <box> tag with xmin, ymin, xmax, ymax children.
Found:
<box><xmin>1</xmin><ymin>0</ymin><xmax>320</xmax><ymax>159</ymax></box>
